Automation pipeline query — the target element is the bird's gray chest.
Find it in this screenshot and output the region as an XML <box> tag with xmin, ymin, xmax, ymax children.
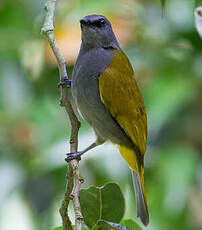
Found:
<box><xmin>71</xmin><ymin>48</ymin><xmax>113</xmax><ymax>122</ymax></box>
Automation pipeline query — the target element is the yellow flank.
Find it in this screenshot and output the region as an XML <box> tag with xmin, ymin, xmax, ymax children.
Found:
<box><xmin>118</xmin><ymin>145</ymin><xmax>137</xmax><ymax>171</ymax></box>
<box><xmin>99</xmin><ymin>49</ymin><xmax>147</xmax><ymax>159</ymax></box>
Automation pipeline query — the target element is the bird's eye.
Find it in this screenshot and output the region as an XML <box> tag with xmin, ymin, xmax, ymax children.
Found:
<box><xmin>99</xmin><ymin>19</ymin><xmax>105</xmax><ymax>25</ymax></box>
<box><xmin>197</xmin><ymin>10</ymin><xmax>202</xmax><ymax>17</ymax></box>
<box><xmin>93</xmin><ymin>19</ymin><xmax>106</xmax><ymax>28</ymax></box>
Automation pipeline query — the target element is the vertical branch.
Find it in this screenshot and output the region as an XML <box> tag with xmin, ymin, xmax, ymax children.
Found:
<box><xmin>41</xmin><ymin>0</ymin><xmax>83</xmax><ymax>230</ymax></box>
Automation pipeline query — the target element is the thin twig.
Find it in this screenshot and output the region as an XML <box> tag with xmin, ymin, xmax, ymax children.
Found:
<box><xmin>41</xmin><ymin>0</ymin><xmax>83</xmax><ymax>229</ymax></box>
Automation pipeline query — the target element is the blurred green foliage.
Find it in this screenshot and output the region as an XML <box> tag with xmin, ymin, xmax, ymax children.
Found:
<box><xmin>0</xmin><ymin>0</ymin><xmax>202</xmax><ymax>230</ymax></box>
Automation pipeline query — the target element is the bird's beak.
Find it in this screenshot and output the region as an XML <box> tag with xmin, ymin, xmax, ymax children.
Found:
<box><xmin>80</xmin><ymin>18</ymin><xmax>90</xmax><ymax>30</ymax></box>
<box><xmin>80</xmin><ymin>19</ymin><xmax>89</xmax><ymax>25</ymax></box>
<box><xmin>80</xmin><ymin>18</ymin><xmax>95</xmax><ymax>33</ymax></box>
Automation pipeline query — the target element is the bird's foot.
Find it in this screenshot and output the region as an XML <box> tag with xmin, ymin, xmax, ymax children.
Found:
<box><xmin>58</xmin><ymin>78</ymin><xmax>71</xmax><ymax>88</ymax></box>
<box><xmin>65</xmin><ymin>151</ymin><xmax>82</xmax><ymax>162</ymax></box>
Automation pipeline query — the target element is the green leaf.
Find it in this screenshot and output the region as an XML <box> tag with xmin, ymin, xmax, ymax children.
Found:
<box><xmin>93</xmin><ymin>220</ymin><xmax>111</xmax><ymax>230</ymax></box>
<box><xmin>121</xmin><ymin>219</ymin><xmax>142</xmax><ymax>230</ymax></box>
<box><xmin>79</xmin><ymin>183</ymin><xmax>125</xmax><ymax>229</ymax></box>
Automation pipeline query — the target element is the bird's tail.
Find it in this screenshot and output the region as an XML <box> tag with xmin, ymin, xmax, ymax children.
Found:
<box><xmin>132</xmin><ymin>168</ymin><xmax>149</xmax><ymax>226</ymax></box>
<box><xmin>118</xmin><ymin>145</ymin><xmax>149</xmax><ymax>226</ymax></box>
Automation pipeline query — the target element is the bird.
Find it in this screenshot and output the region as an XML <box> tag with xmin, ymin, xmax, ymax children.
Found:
<box><xmin>65</xmin><ymin>14</ymin><xmax>149</xmax><ymax>226</ymax></box>
<box><xmin>194</xmin><ymin>6</ymin><xmax>202</xmax><ymax>39</ymax></box>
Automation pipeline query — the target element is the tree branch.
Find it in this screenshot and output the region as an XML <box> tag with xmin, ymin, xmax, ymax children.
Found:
<box><xmin>41</xmin><ymin>1</ymin><xmax>83</xmax><ymax>229</ymax></box>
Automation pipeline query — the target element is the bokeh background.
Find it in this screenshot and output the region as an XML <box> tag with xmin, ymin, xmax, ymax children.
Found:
<box><xmin>0</xmin><ymin>0</ymin><xmax>202</xmax><ymax>229</ymax></box>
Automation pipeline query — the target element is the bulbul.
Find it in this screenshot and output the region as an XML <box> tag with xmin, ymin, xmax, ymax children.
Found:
<box><xmin>194</xmin><ymin>6</ymin><xmax>202</xmax><ymax>38</ymax></box>
<box><xmin>66</xmin><ymin>14</ymin><xmax>149</xmax><ymax>226</ymax></box>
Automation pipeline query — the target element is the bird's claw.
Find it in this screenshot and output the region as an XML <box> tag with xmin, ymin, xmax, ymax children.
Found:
<box><xmin>58</xmin><ymin>78</ymin><xmax>71</xmax><ymax>88</ymax></box>
<box><xmin>65</xmin><ymin>152</ymin><xmax>82</xmax><ymax>162</ymax></box>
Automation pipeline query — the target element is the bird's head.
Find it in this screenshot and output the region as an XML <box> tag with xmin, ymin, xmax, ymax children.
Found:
<box><xmin>80</xmin><ymin>14</ymin><xmax>120</xmax><ymax>50</ymax></box>
<box><xmin>194</xmin><ymin>6</ymin><xmax>202</xmax><ymax>38</ymax></box>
